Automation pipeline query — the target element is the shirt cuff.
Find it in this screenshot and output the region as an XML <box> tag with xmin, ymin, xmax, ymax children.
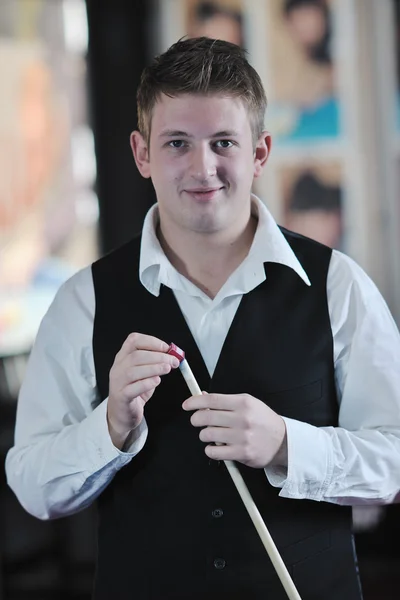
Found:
<box><xmin>76</xmin><ymin>398</ymin><xmax>148</xmax><ymax>473</ymax></box>
<box><xmin>264</xmin><ymin>417</ymin><xmax>334</xmax><ymax>501</ymax></box>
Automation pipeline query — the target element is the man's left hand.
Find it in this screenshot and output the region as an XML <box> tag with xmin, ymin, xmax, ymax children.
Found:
<box><xmin>182</xmin><ymin>393</ymin><xmax>287</xmax><ymax>469</ymax></box>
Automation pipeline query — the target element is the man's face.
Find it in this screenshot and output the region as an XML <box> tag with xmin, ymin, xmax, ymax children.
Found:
<box><xmin>132</xmin><ymin>93</ymin><xmax>269</xmax><ymax>237</ymax></box>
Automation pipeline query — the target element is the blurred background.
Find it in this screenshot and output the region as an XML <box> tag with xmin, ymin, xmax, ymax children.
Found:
<box><xmin>0</xmin><ymin>0</ymin><xmax>400</xmax><ymax>598</ymax></box>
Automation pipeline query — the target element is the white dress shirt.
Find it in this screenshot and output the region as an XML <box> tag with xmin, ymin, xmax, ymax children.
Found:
<box><xmin>6</xmin><ymin>196</ymin><xmax>400</xmax><ymax>520</ymax></box>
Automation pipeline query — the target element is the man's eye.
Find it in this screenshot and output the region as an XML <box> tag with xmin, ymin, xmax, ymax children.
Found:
<box><xmin>215</xmin><ymin>140</ymin><xmax>233</xmax><ymax>149</ymax></box>
<box><xmin>168</xmin><ymin>140</ymin><xmax>186</xmax><ymax>148</ymax></box>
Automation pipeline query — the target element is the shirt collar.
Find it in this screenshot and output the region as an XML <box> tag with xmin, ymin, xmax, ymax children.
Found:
<box><xmin>139</xmin><ymin>194</ymin><xmax>311</xmax><ymax>297</ymax></box>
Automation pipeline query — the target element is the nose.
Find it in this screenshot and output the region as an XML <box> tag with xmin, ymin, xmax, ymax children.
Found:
<box><xmin>189</xmin><ymin>144</ymin><xmax>217</xmax><ymax>181</ymax></box>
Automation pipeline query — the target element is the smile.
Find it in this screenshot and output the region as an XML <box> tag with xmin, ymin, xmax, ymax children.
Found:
<box><xmin>184</xmin><ymin>187</ymin><xmax>224</xmax><ymax>202</ymax></box>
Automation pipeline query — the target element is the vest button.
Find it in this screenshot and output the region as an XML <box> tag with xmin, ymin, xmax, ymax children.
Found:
<box><xmin>212</xmin><ymin>508</ymin><xmax>224</xmax><ymax>518</ymax></box>
<box><xmin>213</xmin><ymin>558</ymin><xmax>226</xmax><ymax>570</ymax></box>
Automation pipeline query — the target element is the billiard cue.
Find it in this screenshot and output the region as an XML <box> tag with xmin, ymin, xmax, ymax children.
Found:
<box><xmin>168</xmin><ymin>344</ymin><xmax>302</xmax><ymax>600</ymax></box>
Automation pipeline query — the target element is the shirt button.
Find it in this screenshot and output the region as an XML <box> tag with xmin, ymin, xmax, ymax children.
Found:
<box><xmin>213</xmin><ymin>558</ymin><xmax>226</xmax><ymax>570</ymax></box>
<box><xmin>212</xmin><ymin>508</ymin><xmax>224</xmax><ymax>518</ymax></box>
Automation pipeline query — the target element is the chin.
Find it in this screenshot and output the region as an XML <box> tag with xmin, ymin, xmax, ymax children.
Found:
<box><xmin>189</xmin><ymin>216</ymin><xmax>222</xmax><ymax>235</ymax></box>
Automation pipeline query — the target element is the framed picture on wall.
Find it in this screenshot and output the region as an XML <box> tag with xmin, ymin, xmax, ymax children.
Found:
<box><xmin>185</xmin><ymin>0</ymin><xmax>244</xmax><ymax>46</ymax></box>
<box><xmin>278</xmin><ymin>161</ymin><xmax>343</xmax><ymax>249</ymax></box>
<box><xmin>264</xmin><ymin>0</ymin><xmax>341</xmax><ymax>147</ymax></box>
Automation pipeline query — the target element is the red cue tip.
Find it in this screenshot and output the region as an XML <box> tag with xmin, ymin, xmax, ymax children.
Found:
<box><xmin>167</xmin><ymin>343</ymin><xmax>185</xmax><ymax>363</ymax></box>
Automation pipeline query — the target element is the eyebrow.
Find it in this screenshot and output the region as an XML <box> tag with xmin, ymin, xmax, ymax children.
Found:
<box><xmin>212</xmin><ymin>130</ymin><xmax>239</xmax><ymax>138</ymax></box>
<box><xmin>159</xmin><ymin>130</ymin><xmax>192</xmax><ymax>138</ymax></box>
<box><xmin>159</xmin><ymin>129</ymin><xmax>240</xmax><ymax>138</ymax></box>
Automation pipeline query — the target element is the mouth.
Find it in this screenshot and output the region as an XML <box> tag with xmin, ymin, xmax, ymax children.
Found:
<box><xmin>183</xmin><ymin>187</ymin><xmax>224</xmax><ymax>202</ymax></box>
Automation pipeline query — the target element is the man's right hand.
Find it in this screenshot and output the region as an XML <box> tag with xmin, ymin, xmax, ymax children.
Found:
<box><xmin>107</xmin><ymin>333</ymin><xmax>180</xmax><ymax>449</ymax></box>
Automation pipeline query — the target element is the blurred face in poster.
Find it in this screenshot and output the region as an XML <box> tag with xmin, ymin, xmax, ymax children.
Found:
<box><xmin>189</xmin><ymin>2</ymin><xmax>243</xmax><ymax>46</ymax></box>
<box><xmin>283</xmin><ymin>0</ymin><xmax>331</xmax><ymax>65</ymax></box>
<box><xmin>285</xmin><ymin>170</ymin><xmax>342</xmax><ymax>248</ymax></box>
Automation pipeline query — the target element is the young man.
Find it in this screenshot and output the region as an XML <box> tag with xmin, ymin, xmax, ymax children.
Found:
<box><xmin>6</xmin><ymin>37</ymin><xmax>400</xmax><ymax>600</ymax></box>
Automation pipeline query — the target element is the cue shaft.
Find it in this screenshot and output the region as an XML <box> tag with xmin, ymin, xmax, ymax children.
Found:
<box><xmin>179</xmin><ymin>358</ymin><xmax>302</xmax><ymax>600</ymax></box>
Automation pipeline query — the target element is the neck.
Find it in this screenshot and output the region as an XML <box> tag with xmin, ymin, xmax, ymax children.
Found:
<box><xmin>158</xmin><ymin>211</ymin><xmax>257</xmax><ymax>299</ymax></box>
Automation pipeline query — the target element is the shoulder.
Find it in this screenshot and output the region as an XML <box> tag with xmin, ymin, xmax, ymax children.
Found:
<box><xmin>328</xmin><ymin>249</ymin><xmax>382</xmax><ymax>306</ymax></box>
<box><xmin>41</xmin><ymin>265</ymin><xmax>95</xmax><ymax>334</ymax></box>
<box><xmin>326</xmin><ymin>250</ymin><xmax>396</xmax><ymax>338</ymax></box>
<box><xmin>55</xmin><ymin>264</ymin><xmax>94</xmax><ymax>304</ymax></box>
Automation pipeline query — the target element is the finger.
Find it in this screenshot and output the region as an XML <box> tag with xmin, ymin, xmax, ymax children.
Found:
<box><xmin>140</xmin><ymin>388</ymin><xmax>156</xmax><ymax>403</ymax></box>
<box><xmin>182</xmin><ymin>393</ymin><xmax>238</xmax><ymax>412</ymax></box>
<box><xmin>126</xmin><ymin>350</ymin><xmax>180</xmax><ymax>369</ymax></box>
<box><xmin>190</xmin><ymin>408</ymin><xmax>236</xmax><ymax>428</ymax></box>
<box><xmin>112</xmin><ymin>363</ymin><xmax>173</xmax><ymax>391</ymax></box>
<box><xmin>123</xmin><ymin>362</ymin><xmax>174</xmax><ymax>384</ymax></box>
<box><xmin>124</xmin><ymin>376</ymin><xmax>162</xmax><ymax>401</ymax></box>
<box><xmin>199</xmin><ymin>426</ymin><xmax>234</xmax><ymax>445</ymax></box>
<box><xmin>117</xmin><ymin>333</ymin><xmax>170</xmax><ymax>361</ymax></box>
<box><xmin>204</xmin><ymin>443</ymin><xmax>238</xmax><ymax>461</ymax></box>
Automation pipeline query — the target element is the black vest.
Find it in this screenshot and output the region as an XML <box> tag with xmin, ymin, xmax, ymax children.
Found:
<box><xmin>91</xmin><ymin>229</ymin><xmax>362</xmax><ymax>600</ymax></box>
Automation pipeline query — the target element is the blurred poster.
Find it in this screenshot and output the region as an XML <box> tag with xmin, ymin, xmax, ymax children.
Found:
<box><xmin>279</xmin><ymin>162</ymin><xmax>343</xmax><ymax>248</ymax></box>
<box><xmin>265</xmin><ymin>0</ymin><xmax>340</xmax><ymax>145</ymax></box>
<box><xmin>0</xmin><ymin>0</ymin><xmax>98</xmax><ymax>356</ymax></box>
<box><xmin>185</xmin><ymin>0</ymin><xmax>244</xmax><ymax>46</ymax></box>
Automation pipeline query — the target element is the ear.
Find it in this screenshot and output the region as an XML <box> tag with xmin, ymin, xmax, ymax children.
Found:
<box><xmin>253</xmin><ymin>131</ymin><xmax>271</xmax><ymax>179</ymax></box>
<box><xmin>130</xmin><ymin>130</ymin><xmax>151</xmax><ymax>178</ymax></box>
